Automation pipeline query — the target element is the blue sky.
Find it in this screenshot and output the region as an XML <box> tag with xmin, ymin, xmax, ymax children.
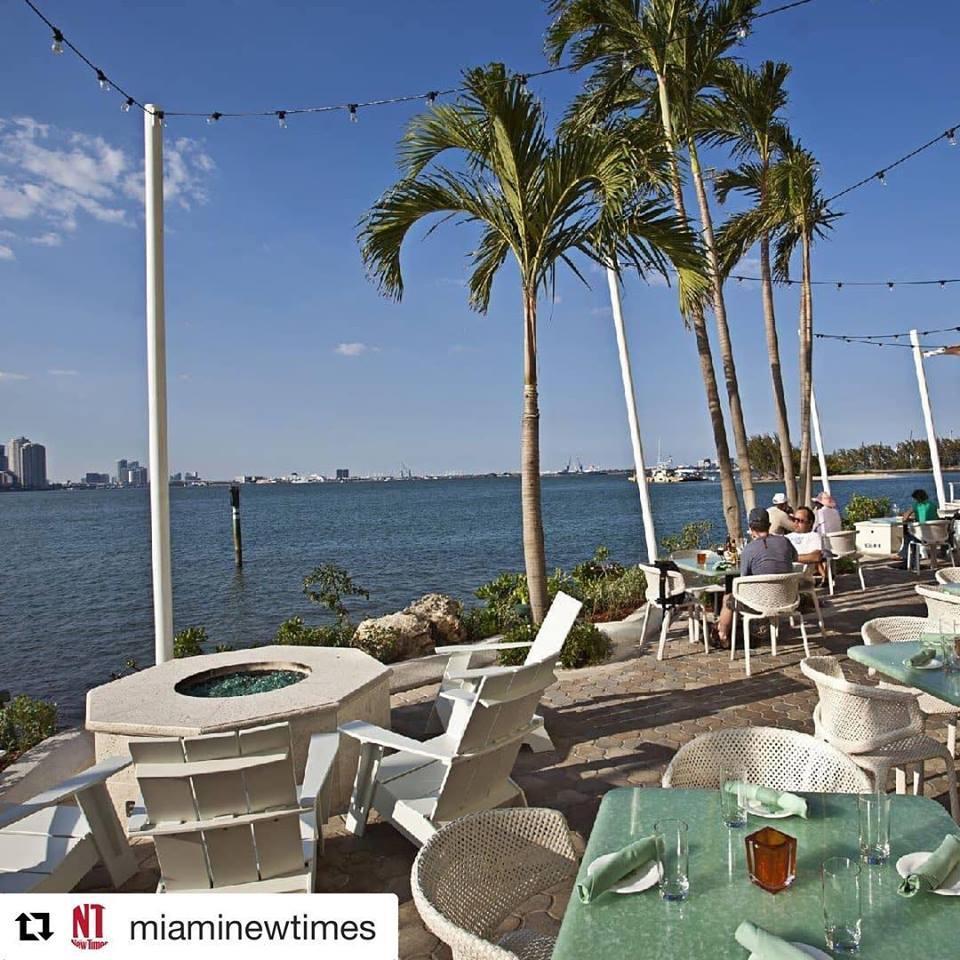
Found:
<box><xmin>0</xmin><ymin>0</ymin><xmax>958</xmax><ymax>481</ymax></box>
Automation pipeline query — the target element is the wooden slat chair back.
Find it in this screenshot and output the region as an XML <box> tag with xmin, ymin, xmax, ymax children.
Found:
<box><xmin>130</xmin><ymin>722</ymin><xmax>308</xmax><ymax>892</ymax></box>
<box><xmin>523</xmin><ymin>592</ymin><xmax>583</xmax><ymax>665</ymax></box>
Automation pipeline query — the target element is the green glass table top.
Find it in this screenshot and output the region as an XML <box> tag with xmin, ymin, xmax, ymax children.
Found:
<box><xmin>847</xmin><ymin>643</ymin><xmax>960</xmax><ymax>707</ymax></box>
<box><xmin>553</xmin><ymin>788</ymin><xmax>959</xmax><ymax>960</ymax></box>
<box><xmin>670</xmin><ymin>552</ymin><xmax>740</xmax><ymax>579</ymax></box>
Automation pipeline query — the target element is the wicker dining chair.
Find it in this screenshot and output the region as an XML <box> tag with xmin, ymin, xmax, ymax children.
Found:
<box><xmin>824</xmin><ymin>530</ymin><xmax>866</xmax><ymax>595</ymax></box>
<box><xmin>906</xmin><ymin>521</ymin><xmax>957</xmax><ymax>573</ymax></box>
<box><xmin>916</xmin><ymin>584</ymin><xmax>960</xmax><ymax>625</ymax></box>
<box><xmin>730</xmin><ymin>573</ymin><xmax>810</xmax><ymax>677</ymax></box>
<box><xmin>411</xmin><ymin>808</ymin><xmax>579</xmax><ymax>960</ymax></box>
<box><xmin>800</xmin><ymin>656</ymin><xmax>959</xmax><ymax>820</ymax></box>
<box><xmin>638</xmin><ymin>564</ymin><xmax>710</xmax><ymax>660</ymax></box>
<box><xmin>935</xmin><ymin>567</ymin><xmax>960</xmax><ymax>585</ymax></box>
<box><xmin>661</xmin><ymin>727</ymin><xmax>871</xmax><ymax>793</ymax></box>
<box><xmin>861</xmin><ymin>616</ymin><xmax>958</xmax><ymax>757</ymax></box>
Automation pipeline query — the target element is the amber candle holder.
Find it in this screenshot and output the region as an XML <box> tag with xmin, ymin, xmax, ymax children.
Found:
<box><xmin>745</xmin><ymin>826</ymin><xmax>797</xmax><ymax>893</ymax></box>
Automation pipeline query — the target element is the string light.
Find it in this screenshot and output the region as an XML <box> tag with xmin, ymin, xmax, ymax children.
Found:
<box><xmin>426</xmin><ymin>91</ymin><xmax>438</xmax><ymax>106</ymax></box>
<box><xmin>876</xmin><ymin>170</ymin><xmax>887</xmax><ymax>186</ymax></box>
<box><xmin>736</xmin><ymin>21</ymin><xmax>750</xmax><ymax>40</ymax></box>
<box><xmin>730</xmin><ymin>273</ymin><xmax>960</xmax><ymax>289</ymax></box>
<box><xmin>348</xmin><ymin>104</ymin><xmax>359</xmax><ymax>123</ymax></box>
<box><xmin>96</xmin><ymin>68</ymin><xmax>110</xmax><ymax>92</ymax></box>
<box><xmin>887</xmin><ymin>281</ymin><xmax>894</xmax><ymax>290</ymax></box>
<box><xmin>121</xmin><ymin>97</ymin><xmax>133</xmax><ymax>112</ymax></box>
<box><xmin>50</xmin><ymin>27</ymin><xmax>63</xmax><ymax>54</ymax></box>
<box><xmin>276</xmin><ymin>110</ymin><xmax>287</xmax><ymax>129</ymax></box>
<box><xmin>207</xmin><ymin>112</ymin><xmax>221</xmax><ymax>124</ymax></box>
<box><xmin>949</xmin><ymin>129</ymin><xmax>957</xmax><ymax>147</ymax></box>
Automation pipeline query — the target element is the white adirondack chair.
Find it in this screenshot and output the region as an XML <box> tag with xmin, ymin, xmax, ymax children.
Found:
<box><xmin>340</xmin><ymin>657</ymin><xmax>557</xmax><ymax>847</ymax></box>
<box><xmin>0</xmin><ymin>755</ymin><xmax>137</xmax><ymax>893</ymax></box>
<box><xmin>427</xmin><ymin>591</ymin><xmax>582</xmax><ymax>752</ymax></box>
<box><xmin>127</xmin><ymin>722</ymin><xmax>338</xmax><ymax>892</ymax></box>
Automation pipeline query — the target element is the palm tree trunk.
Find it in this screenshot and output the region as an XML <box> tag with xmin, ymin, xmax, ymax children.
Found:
<box><xmin>687</xmin><ymin>140</ymin><xmax>756</xmax><ymax>513</ymax></box>
<box><xmin>655</xmin><ymin>74</ymin><xmax>742</xmax><ymax>539</ymax></box>
<box><xmin>797</xmin><ymin>233</ymin><xmax>814</xmax><ymax>505</ymax></box>
<box><xmin>760</xmin><ymin>233</ymin><xmax>798</xmax><ymax>505</ymax></box>
<box><xmin>522</xmin><ymin>289</ymin><xmax>548</xmax><ymax>624</ymax></box>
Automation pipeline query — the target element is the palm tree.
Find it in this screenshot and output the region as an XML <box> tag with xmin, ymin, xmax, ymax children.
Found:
<box><xmin>358</xmin><ymin>64</ymin><xmax>703</xmax><ymax>622</ymax></box>
<box><xmin>711</xmin><ymin>60</ymin><xmax>798</xmax><ymax>505</ymax></box>
<box><xmin>765</xmin><ymin>141</ymin><xmax>840</xmax><ymax>504</ymax></box>
<box><xmin>547</xmin><ymin>0</ymin><xmax>758</xmax><ymax>536</ymax></box>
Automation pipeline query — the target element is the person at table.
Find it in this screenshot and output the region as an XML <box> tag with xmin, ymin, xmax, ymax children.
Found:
<box><xmin>716</xmin><ymin>507</ymin><xmax>797</xmax><ymax>646</ymax></box>
<box><xmin>812</xmin><ymin>491</ymin><xmax>842</xmax><ymax>536</ymax></box>
<box><xmin>766</xmin><ymin>492</ymin><xmax>794</xmax><ymax>535</ymax></box>
<box><xmin>898</xmin><ymin>488</ymin><xmax>939</xmax><ymax>566</ymax></box>
<box><xmin>787</xmin><ymin>506</ymin><xmax>825</xmax><ymax>566</ymax></box>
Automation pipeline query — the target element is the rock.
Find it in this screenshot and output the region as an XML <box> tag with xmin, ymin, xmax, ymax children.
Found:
<box><xmin>353</xmin><ymin>612</ymin><xmax>434</xmax><ymax>662</ymax></box>
<box><xmin>403</xmin><ymin>593</ymin><xmax>466</xmax><ymax>646</ymax></box>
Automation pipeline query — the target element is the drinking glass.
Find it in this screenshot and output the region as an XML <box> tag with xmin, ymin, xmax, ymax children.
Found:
<box><xmin>745</xmin><ymin>826</ymin><xmax>797</xmax><ymax>893</ymax></box>
<box><xmin>719</xmin><ymin>766</ymin><xmax>748</xmax><ymax>828</ymax></box>
<box><xmin>822</xmin><ymin>857</ymin><xmax>862</xmax><ymax>954</ymax></box>
<box><xmin>696</xmin><ymin>550</ymin><xmax>707</xmax><ymax>566</ymax></box>
<box><xmin>858</xmin><ymin>792</ymin><xmax>890</xmax><ymax>865</ymax></box>
<box><xmin>940</xmin><ymin>617</ymin><xmax>960</xmax><ymax>673</ymax></box>
<box><xmin>654</xmin><ymin>819</ymin><xmax>689</xmax><ymax>901</ymax></box>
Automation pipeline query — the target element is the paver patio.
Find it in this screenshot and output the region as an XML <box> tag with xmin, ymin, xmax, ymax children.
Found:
<box><xmin>81</xmin><ymin>563</ymin><xmax>955</xmax><ymax>959</ymax></box>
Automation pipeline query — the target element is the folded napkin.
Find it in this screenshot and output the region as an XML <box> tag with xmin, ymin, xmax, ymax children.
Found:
<box><xmin>576</xmin><ymin>836</ymin><xmax>657</xmax><ymax>903</ymax></box>
<box><xmin>734</xmin><ymin>921</ymin><xmax>810</xmax><ymax>960</ymax></box>
<box><xmin>897</xmin><ymin>835</ymin><xmax>960</xmax><ymax>897</ymax></box>
<box><xmin>724</xmin><ymin>781</ymin><xmax>807</xmax><ymax>818</ymax></box>
<box><xmin>908</xmin><ymin>647</ymin><xmax>938</xmax><ymax>667</ymax></box>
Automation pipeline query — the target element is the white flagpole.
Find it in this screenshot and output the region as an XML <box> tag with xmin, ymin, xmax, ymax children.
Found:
<box><xmin>910</xmin><ymin>328</ymin><xmax>947</xmax><ymax>508</ymax></box>
<box><xmin>810</xmin><ymin>386</ymin><xmax>831</xmax><ymax>496</ymax></box>
<box><xmin>144</xmin><ymin>105</ymin><xmax>174</xmax><ymax>664</ymax></box>
<box><xmin>607</xmin><ymin>267</ymin><xmax>658</xmax><ymax>562</ymax></box>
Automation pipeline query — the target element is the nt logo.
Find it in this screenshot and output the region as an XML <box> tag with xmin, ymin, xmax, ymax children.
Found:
<box><xmin>71</xmin><ymin>903</ymin><xmax>108</xmax><ymax>950</ymax></box>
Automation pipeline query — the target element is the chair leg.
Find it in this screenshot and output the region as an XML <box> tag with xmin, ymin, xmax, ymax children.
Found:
<box><xmin>809</xmin><ymin>589</ymin><xmax>824</xmax><ymax>633</ymax></box>
<box><xmin>657</xmin><ymin>609</ymin><xmax>672</xmax><ymax>661</ymax></box>
<box><xmin>895</xmin><ymin>767</ymin><xmax>907</xmax><ymax>795</ymax></box>
<box><xmin>730</xmin><ymin>610</ymin><xmax>738</xmax><ymax>662</ymax></box>
<box><xmin>912</xmin><ymin>762</ymin><xmax>924</xmax><ymax>796</ymax></box>
<box><xmin>688</xmin><ymin>612</ymin><xmax>696</xmax><ymax>644</ymax></box>
<box><xmin>798</xmin><ymin>615</ymin><xmax>810</xmax><ymax>658</ymax></box>
<box><xmin>345</xmin><ymin>742</ymin><xmax>384</xmax><ymax>836</ymax></box>
<box><xmin>827</xmin><ymin>560</ymin><xmax>835</xmax><ymax>596</ymax></box>
<box><xmin>76</xmin><ymin>782</ymin><xmax>138</xmax><ymax>889</ymax></box>
<box><xmin>744</xmin><ymin>619</ymin><xmax>752</xmax><ymax>677</ymax></box>
<box><xmin>770</xmin><ymin>617</ymin><xmax>778</xmax><ymax>657</ymax></box>
<box><xmin>857</xmin><ymin>561</ymin><xmax>866</xmax><ymax>592</ymax></box>
<box><xmin>639</xmin><ymin>604</ymin><xmax>651</xmax><ymax>650</ymax></box>
<box><xmin>702</xmin><ymin>608</ymin><xmax>710</xmax><ymax>655</ymax></box>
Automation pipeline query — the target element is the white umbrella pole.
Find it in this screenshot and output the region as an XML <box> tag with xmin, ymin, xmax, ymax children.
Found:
<box><xmin>810</xmin><ymin>386</ymin><xmax>831</xmax><ymax>496</ymax></box>
<box><xmin>144</xmin><ymin>105</ymin><xmax>174</xmax><ymax>664</ymax></box>
<box><xmin>910</xmin><ymin>328</ymin><xmax>947</xmax><ymax>508</ymax></box>
<box><xmin>607</xmin><ymin>267</ymin><xmax>658</xmax><ymax>562</ymax></box>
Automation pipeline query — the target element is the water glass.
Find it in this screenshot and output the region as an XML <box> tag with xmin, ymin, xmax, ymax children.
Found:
<box><xmin>858</xmin><ymin>792</ymin><xmax>890</xmax><ymax>865</ymax></box>
<box><xmin>654</xmin><ymin>818</ymin><xmax>689</xmax><ymax>902</ymax></box>
<box><xmin>822</xmin><ymin>857</ymin><xmax>862</xmax><ymax>954</ymax></box>
<box><xmin>939</xmin><ymin>617</ymin><xmax>960</xmax><ymax>673</ymax></box>
<box><xmin>719</xmin><ymin>767</ymin><xmax>748</xmax><ymax>828</ymax></box>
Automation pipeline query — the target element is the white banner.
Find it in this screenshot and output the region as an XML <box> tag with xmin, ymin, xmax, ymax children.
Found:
<box><xmin>0</xmin><ymin>894</ymin><xmax>398</xmax><ymax>959</ymax></box>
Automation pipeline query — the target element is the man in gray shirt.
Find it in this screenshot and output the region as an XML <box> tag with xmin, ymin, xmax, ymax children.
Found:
<box><xmin>717</xmin><ymin>507</ymin><xmax>797</xmax><ymax>644</ymax></box>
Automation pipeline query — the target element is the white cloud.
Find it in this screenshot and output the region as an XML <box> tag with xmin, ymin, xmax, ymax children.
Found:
<box><xmin>0</xmin><ymin>371</ymin><xmax>28</xmax><ymax>381</ymax></box>
<box><xmin>0</xmin><ymin>116</ymin><xmax>215</xmax><ymax>244</ymax></box>
<box><xmin>0</xmin><ymin>244</ymin><xmax>14</xmax><ymax>260</ymax></box>
<box><xmin>590</xmin><ymin>306</ymin><xmax>611</xmax><ymax>317</ymax></box>
<box><xmin>335</xmin><ymin>342</ymin><xmax>376</xmax><ymax>357</ymax></box>
<box><xmin>48</xmin><ymin>368</ymin><xmax>78</xmax><ymax>376</ymax></box>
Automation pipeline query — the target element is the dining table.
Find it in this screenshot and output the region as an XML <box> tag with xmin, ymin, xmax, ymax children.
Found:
<box><xmin>847</xmin><ymin>641</ymin><xmax>960</xmax><ymax>707</ymax></box>
<box><xmin>552</xmin><ymin>787</ymin><xmax>958</xmax><ymax>960</ymax></box>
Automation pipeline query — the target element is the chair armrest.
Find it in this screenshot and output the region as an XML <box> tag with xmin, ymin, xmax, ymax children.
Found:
<box><xmin>0</xmin><ymin>754</ymin><xmax>132</xmax><ymax>830</ymax></box>
<box><xmin>338</xmin><ymin>721</ymin><xmax>454</xmax><ymax>760</ymax></box>
<box><xmin>445</xmin><ymin>664</ymin><xmax>537</xmax><ymax>682</ymax></box>
<box><xmin>299</xmin><ymin>732</ymin><xmax>340</xmax><ymax>807</ymax></box>
<box><xmin>434</xmin><ymin>638</ymin><xmax>532</xmax><ymax>655</ymax></box>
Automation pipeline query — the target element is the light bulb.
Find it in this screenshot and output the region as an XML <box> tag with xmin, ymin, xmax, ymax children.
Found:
<box><xmin>121</xmin><ymin>97</ymin><xmax>133</xmax><ymax>113</ymax></box>
<box><xmin>96</xmin><ymin>70</ymin><xmax>110</xmax><ymax>93</ymax></box>
<box><xmin>836</xmin><ymin>282</ymin><xmax>842</xmax><ymax>290</ymax></box>
<box><xmin>877</xmin><ymin>170</ymin><xmax>887</xmax><ymax>186</ymax></box>
<box><xmin>518</xmin><ymin>74</ymin><xmax>529</xmax><ymax>87</ymax></box>
<box><xmin>939</xmin><ymin>280</ymin><xmax>946</xmax><ymax>288</ymax></box>
<box><xmin>948</xmin><ymin>129</ymin><xmax>957</xmax><ymax>147</ymax></box>
<box><xmin>736</xmin><ymin>21</ymin><xmax>749</xmax><ymax>40</ymax></box>
<box><xmin>887</xmin><ymin>282</ymin><xmax>894</xmax><ymax>291</ymax></box>
<box><xmin>208</xmin><ymin>112</ymin><xmax>222</xmax><ymax>124</ymax></box>
<box><xmin>51</xmin><ymin>29</ymin><xmax>64</xmax><ymax>54</ymax></box>
<box><xmin>426</xmin><ymin>91</ymin><xmax>438</xmax><ymax>106</ymax></box>
<box><xmin>348</xmin><ymin>104</ymin><xmax>358</xmax><ymax>123</ymax></box>
<box><xmin>276</xmin><ymin>110</ymin><xmax>287</xmax><ymax>128</ymax></box>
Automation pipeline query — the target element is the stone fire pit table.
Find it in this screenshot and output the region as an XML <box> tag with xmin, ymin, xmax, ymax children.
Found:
<box><xmin>86</xmin><ymin>645</ymin><xmax>391</xmax><ymax>819</ymax></box>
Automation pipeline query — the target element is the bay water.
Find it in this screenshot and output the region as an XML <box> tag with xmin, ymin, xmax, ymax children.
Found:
<box><xmin>2</xmin><ymin>471</ymin><xmax>955</xmax><ymax>722</ymax></box>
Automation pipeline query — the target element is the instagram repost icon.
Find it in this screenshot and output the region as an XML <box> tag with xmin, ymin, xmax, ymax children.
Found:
<box><xmin>71</xmin><ymin>903</ymin><xmax>108</xmax><ymax>950</ymax></box>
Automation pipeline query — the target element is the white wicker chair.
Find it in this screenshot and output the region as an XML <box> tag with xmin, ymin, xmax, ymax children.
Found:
<box><xmin>861</xmin><ymin>616</ymin><xmax>958</xmax><ymax>758</ymax></box>
<box><xmin>800</xmin><ymin>656</ymin><xmax>959</xmax><ymax>820</ymax></box>
<box><xmin>935</xmin><ymin>567</ymin><xmax>960</xmax><ymax>585</ymax></box>
<box><xmin>730</xmin><ymin>573</ymin><xmax>810</xmax><ymax>677</ymax></box>
<box><xmin>792</xmin><ymin>562</ymin><xmax>825</xmax><ymax>633</ymax></box>
<box><xmin>916</xmin><ymin>584</ymin><xmax>960</xmax><ymax>625</ymax></box>
<box><xmin>661</xmin><ymin>727</ymin><xmax>871</xmax><ymax>792</ymax></box>
<box><xmin>411</xmin><ymin>808</ymin><xmax>579</xmax><ymax>960</ymax></box>
<box><xmin>907</xmin><ymin>521</ymin><xmax>957</xmax><ymax>573</ymax></box>
<box><xmin>638</xmin><ymin>563</ymin><xmax>710</xmax><ymax>660</ymax></box>
<box><xmin>824</xmin><ymin>530</ymin><xmax>866</xmax><ymax>595</ymax></box>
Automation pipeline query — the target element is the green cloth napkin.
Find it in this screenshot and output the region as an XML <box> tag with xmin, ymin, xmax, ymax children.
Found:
<box><xmin>897</xmin><ymin>835</ymin><xmax>960</xmax><ymax>897</ymax></box>
<box><xmin>724</xmin><ymin>781</ymin><xmax>807</xmax><ymax>818</ymax></box>
<box><xmin>576</xmin><ymin>836</ymin><xmax>656</xmax><ymax>903</ymax></box>
<box><xmin>734</xmin><ymin>921</ymin><xmax>810</xmax><ymax>960</ymax></box>
<box><xmin>908</xmin><ymin>647</ymin><xmax>938</xmax><ymax>667</ymax></box>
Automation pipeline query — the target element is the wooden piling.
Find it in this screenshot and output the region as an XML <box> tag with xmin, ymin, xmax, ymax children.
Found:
<box><xmin>230</xmin><ymin>484</ymin><xmax>243</xmax><ymax>567</ymax></box>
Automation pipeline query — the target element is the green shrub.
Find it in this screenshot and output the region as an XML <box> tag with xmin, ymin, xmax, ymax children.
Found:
<box><xmin>273</xmin><ymin>616</ymin><xmax>353</xmax><ymax>648</ymax></box>
<box><xmin>496</xmin><ymin>622</ymin><xmax>538</xmax><ymax>666</ymax></box>
<box><xmin>352</xmin><ymin>625</ymin><xmax>401</xmax><ymax>663</ymax></box>
<box><xmin>496</xmin><ymin>619</ymin><xmax>611</xmax><ymax>669</ymax></box>
<box><xmin>660</xmin><ymin>520</ymin><xmax>713</xmax><ymax>554</ymax></box>
<box><xmin>462</xmin><ymin>604</ymin><xmax>503</xmax><ymax>642</ymax></box>
<box><xmin>174</xmin><ymin>626</ymin><xmax>208</xmax><ymax>658</ymax></box>
<box><xmin>842</xmin><ymin>493</ymin><xmax>892</xmax><ymax>530</ymax></box>
<box><xmin>303</xmin><ymin>564</ymin><xmax>369</xmax><ymax>621</ymax></box>
<box><xmin>0</xmin><ymin>695</ymin><xmax>58</xmax><ymax>755</ymax></box>
<box><xmin>571</xmin><ymin>545</ymin><xmax>624</xmax><ymax>585</ymax></box>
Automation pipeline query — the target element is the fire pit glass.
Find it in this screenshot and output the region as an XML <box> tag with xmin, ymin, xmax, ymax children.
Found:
<box><xmin>178</xmin><ymin>669</ymin><xmax>307</xmax><ymax>699</ymax></box>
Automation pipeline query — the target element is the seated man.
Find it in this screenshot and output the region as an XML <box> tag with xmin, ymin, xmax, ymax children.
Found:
<box><xmin>787</xmin><ymin>506</ymin><xmax>825</xmax><ymax>581</ymax></box>
<box><xmin>767</xmin><ymin>493</ymin><xmax>794</xmax><ymax>535</ymax></box>
<box><xmin>717</xmin><ymin>507</ymin><xmax>797</xmax><ymax>644</ymax></box>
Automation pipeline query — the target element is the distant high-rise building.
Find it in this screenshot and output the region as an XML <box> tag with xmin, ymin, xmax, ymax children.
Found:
<box><xmin>7</xmin><ymin>437</ymin><xmax>29</xmax><ymax>484</ymax></box>
<box><xmin>20</xmin><ymin>442</ymin><xmax>47</xmax><ymax>489</ymax></box>
<box><xmin>84</xmin><ymin>472</ymin><xmax>110</xmax><ymax>485</ymax></box>
<box><xmin>0</xmin><ymin>444</ymin><xmax>6</xmax><ymax>473</ymax></box>
<box><xmin>336</xmin><ymin>468</ymin><xmax>350</xmax><ymax>480</ymax></box>
<box><xmin>127</xmin><ymin>464</ymin><xmax>148</xmax><ymax>487</ymax></box>
<box><xmin>116</xmin><ymin>459</ymin><xmax>129</xmax><ymax>486</ymax></box>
